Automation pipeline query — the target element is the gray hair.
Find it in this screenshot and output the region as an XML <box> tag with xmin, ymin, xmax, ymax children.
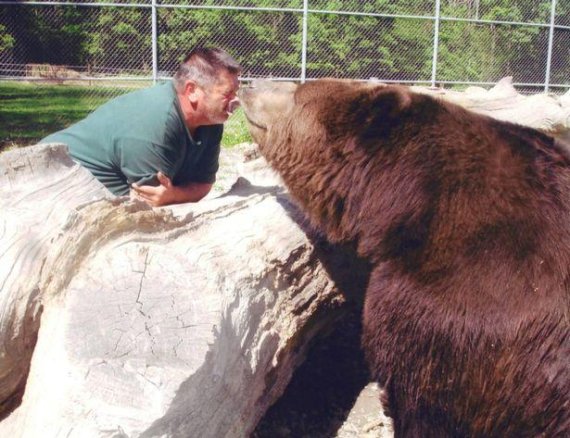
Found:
<box><xmin>173</xmin><ymin>47</ymin><xmax>241</xmax><ymax>91</ymax></box>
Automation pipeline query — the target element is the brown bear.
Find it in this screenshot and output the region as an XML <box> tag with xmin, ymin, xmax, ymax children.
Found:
<box><xmin>239</xmin><ymin>79</ymin><xmax>570</xmax><ymax>437</ymax></box>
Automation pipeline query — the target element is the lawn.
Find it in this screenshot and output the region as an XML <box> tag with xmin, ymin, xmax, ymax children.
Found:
<box><xmin>0</xmin><ymin>81</ymin><xmax>252</xmax><ymax>151</ymax></box>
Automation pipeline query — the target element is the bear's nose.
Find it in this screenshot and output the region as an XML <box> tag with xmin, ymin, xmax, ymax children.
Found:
<box><xmin>227</xmin><ymin>97</ymin><xmax>240</xmax><ymax>114</ymax></box>
<box><xmin>237</xmin><ymin>88</ymin><xmax>247</xmax><ymax>100</ymax></box>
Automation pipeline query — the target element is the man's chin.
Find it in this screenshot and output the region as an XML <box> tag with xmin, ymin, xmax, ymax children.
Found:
<box><xmin>203</xmin><ymin>115</ymin><xmax>229</xmax><ymax>125</ymax></box>
<box><xmin>218</xmin><ymin>113</ymin><xmax>232</xmax><ymax>123</ymax></box>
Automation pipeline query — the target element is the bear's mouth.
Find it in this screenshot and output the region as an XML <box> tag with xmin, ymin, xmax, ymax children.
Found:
<box><xmin>244</xmin><ymin>113</ymin><xmax>267</xmax><ymax>131</ymax></box>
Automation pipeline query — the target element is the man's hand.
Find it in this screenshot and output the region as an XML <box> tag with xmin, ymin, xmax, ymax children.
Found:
<box><xmin>131</xmin><ymin>172</ymin><xmax>212</xmax><ymax>207</ymax></box>
<box><xmin>131</xmin><ymin>172</ymin><xmax>176</xmax><ymax>207</ymax></box>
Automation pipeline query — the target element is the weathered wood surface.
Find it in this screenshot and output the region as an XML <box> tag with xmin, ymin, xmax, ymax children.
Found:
<box><xmin>0</xmin><ymin>144</ymin><xmax>110</xmax><ymax>416</ymax></box>
<box><xmin>0</xmin><ymin>143</ymin><xmax>363</xmax><ymax>437</ymax></box>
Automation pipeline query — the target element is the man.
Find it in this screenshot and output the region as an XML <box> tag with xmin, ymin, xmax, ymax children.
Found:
<box><xmin>41</xmin><ymin>47</ymin><xmax>241</xmax><ymax>206</ymax></box>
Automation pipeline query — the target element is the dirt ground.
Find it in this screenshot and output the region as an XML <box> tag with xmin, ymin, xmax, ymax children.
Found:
<box><xmin>253</xmin><ymin>306</ymin><xmax>393</xmax><ymax>438</ymax></box>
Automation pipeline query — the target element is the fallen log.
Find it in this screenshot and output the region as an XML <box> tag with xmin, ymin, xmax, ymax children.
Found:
<box><xmin>0</xmin><ymin>143</ymin><xmax>368</xmax><ymax>437</ymax></box>
<box><xmin>412</xmin><ymin>77</ymin><xmax>570</xmax><ymax>142</ymax></box>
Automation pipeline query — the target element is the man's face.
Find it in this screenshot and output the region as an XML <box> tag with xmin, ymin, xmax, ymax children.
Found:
<box><xmin>197</xmin><ymin>70</ymin><xmax>240</xmax><ymax>125</ymax></box>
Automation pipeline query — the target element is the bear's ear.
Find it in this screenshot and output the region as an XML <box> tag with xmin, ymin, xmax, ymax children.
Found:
<box><xmin>357</xmin><ymin>85</ymin><xmax>414</xmax><ymax>142</ymax></box>
<box><xmin>367</xmin><ymin>85</ymin><xmax>413</xmax><ymax>121</ymax></box>
<box><xmin>312</xmin><ymin>83</ymin><xmax>414</xmax><ymax>144</ymax></box>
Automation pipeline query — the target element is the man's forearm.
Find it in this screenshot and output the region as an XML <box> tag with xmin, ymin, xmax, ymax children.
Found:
<box><xmin>131</xmin><ymin>172</ymin><xmax>213</xmax><ymax>206</ymax></box>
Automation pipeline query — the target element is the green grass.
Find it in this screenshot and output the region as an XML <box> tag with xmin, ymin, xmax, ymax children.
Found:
<box><xmin>0</xmin><ymin>81</ymin><xmax>252</xmax><ymax>151</ymax></box>
<box><xmin>222</xmin><ymin>106</ymin><xmax>253</xmax><ymax>148</ymax></box>
<box><xmin>0</xmin><ymin>82</ymin><xmax>125</xmax><ymax>149</ymax></box>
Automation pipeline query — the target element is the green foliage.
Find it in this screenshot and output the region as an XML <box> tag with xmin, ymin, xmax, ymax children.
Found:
<box><xmin>1</xmin><ymin>6</ymin><xmax>91</xmax><ymax>65</ymax></box>
<box><xmin>388</xmin><ymin>18</ymin><xmax>434</xmax><ymax>80</ymax></box>
<box><xmin>86</xmin><ymin>8</ymin><xmax>153</xmax><ymax>72</ymax></box>
<box><xmin>0</xmin><ymin>24</ymin><xmax>14</xmax><ymax>53</ymax></box>
<box><xmin>0</xmin><ymin>0</ymin><xmax>568</xmax><ymax>85</ymax></box>
<box><xmin>156</xmin><ymin>5</ymin><xmax>302</xmax><ymax>78</ymax></box>
<box><xmin>435</xmin><ymin>0</ymin><xmax>555</xmax><ymax>83</ymax></box>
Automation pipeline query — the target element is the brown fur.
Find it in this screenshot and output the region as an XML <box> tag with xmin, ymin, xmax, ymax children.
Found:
<box><xmin>240</xmin><ymin>80</ymin><xmax>570</xmax><ymax>437</ymax></box>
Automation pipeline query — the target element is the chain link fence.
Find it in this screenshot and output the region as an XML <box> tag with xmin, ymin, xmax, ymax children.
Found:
<box><xmin>0</xmin><ymin>1</ymin><xmax>569</xmax><ymax>102</ymax></box>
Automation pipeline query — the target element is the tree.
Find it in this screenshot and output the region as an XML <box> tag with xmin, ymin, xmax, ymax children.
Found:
<box><xmin>85</xmin><ymin>7</ymin><xmax>152</xmax><ymax>73</ymax></box>
<box><xmin>0</xmin><ymin>5</ymin><xmax>89</xmax><ymax>66</ymax></box>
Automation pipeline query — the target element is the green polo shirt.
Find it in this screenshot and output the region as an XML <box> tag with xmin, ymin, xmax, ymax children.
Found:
<box><xmin>42</xmin><ymin>81</ymin><xmax>222</xmax><ymax>196</ymax></box>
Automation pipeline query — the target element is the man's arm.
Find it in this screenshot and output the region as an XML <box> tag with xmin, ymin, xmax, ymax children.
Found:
<box><xmin>131</xmin><ymin>172</ymin><xmax>212</xmax><ymax>206</ymax></box>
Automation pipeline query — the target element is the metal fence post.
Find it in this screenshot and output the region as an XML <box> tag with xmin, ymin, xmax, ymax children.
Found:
<box><xmin>544</xmin><ymin>0</ymin><xmax>557</xmax><ymax>93</ymax></box>
<box><xmin>151</xmin><ymin>0</ymin><xmax>158</xmax><ymax>84</ymax></box>
<box><xmin>431</xmin><ymin>0</ymin><xmax>442</xmax><ymax>88</ymax></box>
<box><xmin>301</xmin><ymin>0</ymin><xmax>309</xmax><ymax>83</ymax></box>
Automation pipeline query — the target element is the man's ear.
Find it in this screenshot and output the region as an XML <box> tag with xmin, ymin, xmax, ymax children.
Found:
<box><xmin>185</xmin><ymin>80</ymin><xmax>200</xmax><ymax>104</ymax></box>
